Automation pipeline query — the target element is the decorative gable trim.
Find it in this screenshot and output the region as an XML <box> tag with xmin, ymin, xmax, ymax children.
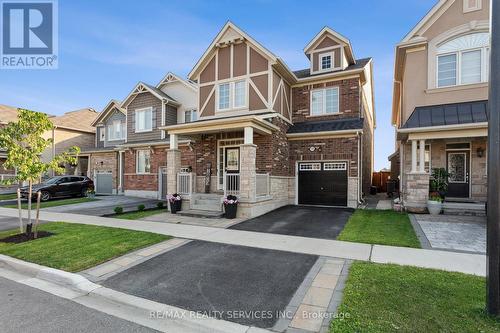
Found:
<box><xmin>121</xmin><ymin>82</ymin><xmax>179</xmax><ymax>109</ymax></box>
<box><xmin>91</xmin><ymin>99</ymin><xmax>125</xmax><ymax>127</ymax></box>
<box><xmin>157</xmin><ymin>72</ymin><xmax>197</xmax><ymax>91</ymax></box>
<box><xmin>401</xmin><ymin>0</ymin><xmax>454</xmax><ymax>43</ymax></box>
<box><xmin>303</xmin><ymin>26</ymin><xmax>355</xmax><ymax>65</ymax></box>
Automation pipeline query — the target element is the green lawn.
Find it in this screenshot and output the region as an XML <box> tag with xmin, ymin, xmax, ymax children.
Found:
<box><xmin>0</xmin><ymin>193</ymin><xmax>17</xmax><ymax>200</ymax></box>
<box><xmin>337</xmin><ymin>209</ymin><xmax>421</xmax><ymax>248</ymax></box>
<box><xmin>0</xmin><ymin>222</ymin><xmax>169</xmax><ymax>272</ymax></box>
<box><xmin>330</xmin><ymin>262</ymin><xmax>500</xmax><ymax>333</ymax></box>
<box><xmin>5</xmin><ymin>197</ymin><xmax>98</xmax><ymax>209</ymax></box>
<box><xmin>115</xmin><ymin>208</ymin><xmax>167</xmax><ymax>220</ymax></box>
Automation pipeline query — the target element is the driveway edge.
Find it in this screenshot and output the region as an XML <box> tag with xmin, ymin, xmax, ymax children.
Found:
<box><xmin>0</xmin><ymin>255</ymin><xmax>272</xmax><ymax>333</ymax></box>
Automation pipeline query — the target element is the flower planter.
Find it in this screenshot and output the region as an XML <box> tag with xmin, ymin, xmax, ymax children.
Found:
<box><xmin>167</xmin><ymin>194</ymin><xmax>182</xmax><ymax>214</ymax></box>
<box><xmin>427</xmin><ymin>200</ymin><xmax>442</xmax><ymax>215</ymax></box>
<box><xmin>224</xmin><ymin>203</ymin><xmax>237</xmax><ymax>219</ymax></box>
<box><xmin>170</xmin><ymin>201</ymin><xmax>178</xmax><ymax>214</ymax></box>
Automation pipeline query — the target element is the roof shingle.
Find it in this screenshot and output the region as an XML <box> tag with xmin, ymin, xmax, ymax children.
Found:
<box><xmin>287</xmin><ymin>118</ymin><xmax>364</xmax><ymax>134</ymax></box>
<box><xmin>293</xmin><ymin>58</ymin><xmax>371</xmax><ymax>79</ymax></box>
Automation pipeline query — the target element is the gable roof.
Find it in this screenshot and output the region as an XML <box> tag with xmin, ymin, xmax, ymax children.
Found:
<box><xmin>402</xmin><ymin>100</ymin><xmax>488</xmax><ymax>129</ymax></box>
<box><xmin>401</xmin><ymin>0</ymin><xmax>451</xmax><ymax>43</ymax></box>
<box><xmin>303</xmin><ymin>26</ymin><xmax>356</xmax><ymax>64</ymax></box>
<box><xmin>188</xmin><ymin>21</ymin><xmax>294</xmax><ymax>81</ymax></box>
<box><xmin>121</xmin><ymin>82</ymin><xmax>179</xmax><ymax>108</ymax></box>
<box><xmin>157</xmin><ymin>72</ymin><xmax>197</xmax><ymax>91</ymax></box>
<box><xmin>50</xmin><ymin>108</ymin><xmax>98</xmax><ymax>133</ymax></box>
<box><xmin>91</xmin><ymin>99</ymin><xmax>126</xmax><ymax>127</ymax></box>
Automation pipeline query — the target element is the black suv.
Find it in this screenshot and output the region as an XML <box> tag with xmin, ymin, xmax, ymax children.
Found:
<box><xmin>21</xmin><ymin>176</ymin><xmax>94</xmax><ymax>201</ymax></box>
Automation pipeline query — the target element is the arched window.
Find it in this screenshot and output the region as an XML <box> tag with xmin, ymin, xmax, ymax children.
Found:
<box><xmin>436</xmin><ymin>32</ymin><xmax>489</xmax><ymax>87</ymax></box>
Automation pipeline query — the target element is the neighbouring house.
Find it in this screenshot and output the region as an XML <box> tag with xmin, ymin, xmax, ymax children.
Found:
<box><xmin>77</xmin><ymin>100</ymin><xmax>126</xmax><ymax>194</ymax></box>
<box><xmin>0</xmin><ymin>105</ymin><xmax>21</xmax><ymax>183</ymax></box>
<box><xmin>391</xmin><ymin>0</ymin><xmax>489</xmax><ymax>212</ymax></box>
<box><xmin>154</xmin><ymin>22</ymin><xmax>375</xmax><ymax>217</ymax></box>
<box><xmin>43</xmin><ymin>108</ymin><xmax>98</xmax><ymax>177</ymax></box>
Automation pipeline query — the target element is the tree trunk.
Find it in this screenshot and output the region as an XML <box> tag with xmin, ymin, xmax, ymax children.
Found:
<box><xmin>27</xmin><ymin>179</ymin><xmax>32</xmax><ymax>236</ymax></box>
<box><xmin>17</xmin><ymin>188</ymin><xmax>22</xmax><ymax>233</ymax></box>
<box><xmin>33</xmin><ymin>191</ymin><xmax>41</xmax><ymax>239</ymax></box>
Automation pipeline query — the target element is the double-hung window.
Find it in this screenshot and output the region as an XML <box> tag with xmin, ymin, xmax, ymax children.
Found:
<box><xmin>136</xmin><ymin>150</ymin><xmax>151</xmax><ymax>174</ymax></box>
<box><xmin>184</xmin><ymin>110</ymin><xmax>198</xmax><ymax>123</ymax></box>
<box><xmin>135</xmin><ymin>107</ymin><xmax>153</xmax><ymax>132</ymax></box>
<box><xmin>107</xmin><ymin>120</ymin><xmax>125</xmax><ymax>141</ymax></box>
<box><xmin>217</xmin><ymin>80</ymin><xmax>246</xmax><ymax>111</ymax></box>
<box><xmin>436</xmin><ymin>32</ymin><xmax>489</xmax><ymax>88</ymax></box>
<box><xmin>311</xmin><ymin>87</ymin><xmax>339</xmax><ymax>116</ymax></box>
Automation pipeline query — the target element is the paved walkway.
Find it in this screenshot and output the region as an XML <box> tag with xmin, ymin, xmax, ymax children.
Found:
<box><xmin>142</xmin><ymin>212</ymin><xmax>243</xmax><ymax>228</ymax></box>
<box><xmin>0</xmin><ymin>208</ymin><xmax>486</xmax><ymax>276</ymax></box>
<box><xmin>413</xmin><ymin>214</ymin><xmax>486</xmax><ymax>254</ymax></box>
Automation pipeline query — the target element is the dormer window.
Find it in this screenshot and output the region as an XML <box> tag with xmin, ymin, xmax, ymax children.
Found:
<box><xmin>320</xmin><ymin>52</ymin><xmax>333</xmax><ymax>71</ymax></box>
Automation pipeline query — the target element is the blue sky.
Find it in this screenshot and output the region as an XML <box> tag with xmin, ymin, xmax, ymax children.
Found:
<box><xmin>0</xmin><ymin>0</ymin><xmax>437</xmax><ymax>170</ymax></box>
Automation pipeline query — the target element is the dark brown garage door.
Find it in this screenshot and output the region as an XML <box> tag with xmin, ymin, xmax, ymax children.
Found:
<box><xmin>298</xmin><ymin>162</ymin><xmax>348</xmax><ymax>207</ymax></box>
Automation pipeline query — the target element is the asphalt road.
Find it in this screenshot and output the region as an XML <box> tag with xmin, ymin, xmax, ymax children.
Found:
<box><xmin>0</xmin><ymin>277</ymin><xmax>156</xmax><ymax>333</ymax></box>
<box><xmin>230</xmin><ymin>205</ymin><xmax>354</xmax><ymax>239</ymax></box>
<box><xmin>104</xmin><ymin>240</ymin><xmax>318</xmax><ymax>329</ymax></box>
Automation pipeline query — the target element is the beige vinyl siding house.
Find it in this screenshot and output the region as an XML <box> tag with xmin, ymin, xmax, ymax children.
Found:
<box><xmin>391</xmin><ymin>0</ymin><xmax>489</xmax><ymax>212</ymax></box>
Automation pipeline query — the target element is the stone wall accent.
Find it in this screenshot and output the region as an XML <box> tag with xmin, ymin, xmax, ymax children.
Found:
<box><xmin>405</xmin><ymin>173</ymin><xmax>430</xmax><ymax>213</ymax></box>
<box><xmin>347</xmin><ymin>177</ymin><xmax>359</xmax><ymax>208</ymax></box>
<box><xmin>471</xmin><ymin>138</ymin><xmax>487</xmax><ymax>200</ymax></box>
<box><xmin>166</xmin><ymin>149</ymin><xmax>182</xmax><ymax>196</ymax></box>
<box><xmin>291</xmin><ymin>78</ymin><xmax>360</xmax><ymax>123</ymax></box>
<box><xmin>239</xmin><ymin>144</ymin><xmax>257</xmax><ymax>202</ymax></box>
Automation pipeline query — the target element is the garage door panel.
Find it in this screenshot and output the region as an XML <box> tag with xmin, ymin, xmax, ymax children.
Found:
<box><xmin>298</xmin><ymin>163</ymin><xmax>347</xmax><ymax>207</ymax></box>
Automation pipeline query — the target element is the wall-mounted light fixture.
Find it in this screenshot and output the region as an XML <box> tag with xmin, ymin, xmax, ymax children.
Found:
<box><xmin>477</xmin><ymin>147</ymin><xmax>484</xmax><ymax>158</ymax></box>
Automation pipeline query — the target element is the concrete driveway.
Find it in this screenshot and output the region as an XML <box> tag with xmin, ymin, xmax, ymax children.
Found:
<box><xmin>230</xmin><ymin>205</ymin><xmax>353</xmax><ymax>240</ymax></box>
<box><xmin>103</xmin><ymin>240</ymin><xmax>318</xmax><ymax>329</ymax></box>
<box><xmin>43</xmin><ymin>195</ymin><xmax>162</xmax><ymax>216</ymax></box>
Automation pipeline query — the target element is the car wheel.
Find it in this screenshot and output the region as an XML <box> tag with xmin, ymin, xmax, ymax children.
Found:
<box><xmin>40</xmin><ymin>191</ymin><xmax>51</xmax><ymax>202</ymax></box>
<box><xmin>80</xmin><ymin>188</ymin><xmax>88</xmax><ymax>197</ymax></box>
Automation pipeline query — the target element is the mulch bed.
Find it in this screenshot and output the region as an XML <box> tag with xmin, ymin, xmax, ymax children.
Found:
<box><xmin>0</xmin><ymin>231</ymin><xmax>54</xmax><ymax>244</ymax></box>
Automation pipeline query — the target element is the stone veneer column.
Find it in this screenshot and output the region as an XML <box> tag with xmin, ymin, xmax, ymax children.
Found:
<box><xmin>405</xmin><ymin>172</ymin><xmax>430</xmax><ymax>213</ymax></box>
<box><xmin>166</xmin><ymin>149</ymin><xmax>181</xmax><ymax>196</ymax></box>
<box><xmin>239</xmin><ymin>144</ymin><xmax>256</xmax><ymax>202</ymax></box>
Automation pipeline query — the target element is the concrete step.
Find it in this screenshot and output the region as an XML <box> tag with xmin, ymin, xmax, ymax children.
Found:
<box><xmin>177</xmin><ymin>209</ymin><xmax>225</xmax><ymax>218</ymax></box>
<box><xmin>191</xmin><ymin>203</ymin><xmax>222</xmax><ymax>212</ymax></box>
<box><xmin>191</xmin><ymin>193</ymin><xmax>223</xmax><ymax>212</ymax></box>
<box><xmin>443</xmin><ymin>202</ymin><xmax>486</xmax><ymax>216</ymax></box>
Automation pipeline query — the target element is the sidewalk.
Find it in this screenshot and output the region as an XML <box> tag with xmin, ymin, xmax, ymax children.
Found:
<box><xmin>0</xmin><ymin>208</ymin><xmax>486</xmax><ymax>276</ymax></box>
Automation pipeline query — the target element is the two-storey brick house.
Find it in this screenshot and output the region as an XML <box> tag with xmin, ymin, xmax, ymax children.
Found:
<box><xmin>391</xmin><ymin>0</ymin><xmax>489</xmax><ymax>212</ymax></box>
<box><xmin>159</xmin><ymin>22</ymin><xmax>375</xmax><ymax>217</ymax></box>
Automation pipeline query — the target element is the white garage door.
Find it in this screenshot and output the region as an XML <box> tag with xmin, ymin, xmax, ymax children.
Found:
<box><xmin>95</xmin><ymin>171</ymin><xmax>113</xmax><ymax>195</ymax></box>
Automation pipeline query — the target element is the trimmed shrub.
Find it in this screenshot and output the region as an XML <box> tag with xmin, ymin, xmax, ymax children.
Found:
<box><xmin>137</xmin><ymin>204</ymin><xmax>146</xmax><ymax>211</ymax></box>
<box><xmin>157</xmin><ymin>202</ymin><xmax>164</xmax><ymax>209</ymax></box>
<box><xmin>114</xmin><ymin>206</ymin><xmax>123</xmax><ymax>214</ymax></box>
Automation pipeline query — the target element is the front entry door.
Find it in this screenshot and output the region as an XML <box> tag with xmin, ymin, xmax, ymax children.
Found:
<box><xmin>447</xmin><ymin>151</ymin><xmax>470</xmax><ymax>198</ymax></box>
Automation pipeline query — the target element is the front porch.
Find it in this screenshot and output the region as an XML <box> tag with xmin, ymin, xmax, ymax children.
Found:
<box><xmin>402</xmin><ymin>135</ymin><xmax>487</xmax><ymax>213</ymax></box>
<box><xmin>162</xmin><ymin>116</ymin><xmax>294</xmax><ymax>218</ymax></box>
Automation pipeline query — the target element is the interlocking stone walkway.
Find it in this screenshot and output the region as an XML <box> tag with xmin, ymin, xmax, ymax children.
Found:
<box><xmin>141</xmin><ymin>212</ymin><xmax>244</xmax><ymax>228</ymax></box>
<box><xmin>414</xmin><ymin>214</ymin><xmax>486</xmax><ymax>254</ymax></box>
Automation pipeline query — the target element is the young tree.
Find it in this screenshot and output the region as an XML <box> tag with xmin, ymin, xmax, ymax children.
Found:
<box><xmin>0</xmin><ymin>109</ymin><xmax>80</xmax><ymax>237</ymax></box>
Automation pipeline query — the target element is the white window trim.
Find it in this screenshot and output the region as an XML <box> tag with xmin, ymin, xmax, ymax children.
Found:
<box><xmin>318</xmin><ymin>51</ymin><xmax>334</xmax><ymax>72</ymax></box>
<box><xmin>299</xmin><ymin>163</ymin><xmax>321</xmax><ymax>171</ymax></box>
<box><xmin>134</xmin><ymin>107</ymin><xmax>153</xmax><ymax>133</ymax></box>
<box><xmin>323</xmin><ymin>162</ymin><xmax>347</xmax><ymax>170</ymax></box>
<box><xmin>136</xmin><ymin>149</ymin><xmax>151</xmax><ymax>174</ymax></box>
<box><xmin>216</xmin><ymin>79</ymin><xmax>248</xmax><ymax>112</ymax></box>
<box><xmin>436</xmin><ymin>47</ymin><xmax>488</xmax><ymax>88</ymax></box>
<box><xmin>309</xmin><ymin>86</ymin><xmax>340</xmax><ymax>116</ymax></box>
<box><xmin>107</xmin><ymin>120</ymin><xmax>125</xmax><ymax>142</ymax></box>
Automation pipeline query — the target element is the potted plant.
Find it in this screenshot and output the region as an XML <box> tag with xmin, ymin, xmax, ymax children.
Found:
<box><xmin>86</xmin><ymin>188</ymin><xmax>96</xmax><ymax>199</ymax></box>
<box><xmin>167</xmin><ymin>194</ymin><xmax>182</xmax><ymax>214</ymax></box>
<box><xmin>223</xmin><ymin>195</ymin><xmax>238</xmax><ymax>219</ymax></box>
<box><xmin>427</xmin><ymin>191</ymin><xmax>443</xmax><ymax>215</ymax></box>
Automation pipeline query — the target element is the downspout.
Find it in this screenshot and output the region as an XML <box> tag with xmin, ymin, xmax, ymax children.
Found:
<box><xmin>51</xmin><ymin>127</ymin><xmax>56</xmax><ymax>177</ymax></box>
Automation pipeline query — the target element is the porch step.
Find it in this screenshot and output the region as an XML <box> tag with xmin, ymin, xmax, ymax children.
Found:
<box><xmin>177</xmin><ymin>209</ymin><xmax>225</xmax><ymax>218</ymax></box>
<box><xmin>191</xmin><ymin>193</ymin><xmax>223</xmax><ymax>212</ymax></box>
<box><xmin>443</xmin><ymin>202</ymin><xmax>486</xmax><ymax>216</ymax></box>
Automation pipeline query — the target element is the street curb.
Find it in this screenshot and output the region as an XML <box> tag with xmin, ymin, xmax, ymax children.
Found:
<box><xmin>0</xmin><ymin>254</ymin><xmax>273</xmax><ymax>333</ymax></box>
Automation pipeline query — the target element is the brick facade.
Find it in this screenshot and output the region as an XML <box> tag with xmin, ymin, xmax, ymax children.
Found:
<box><xmin>291</xmin><ymin>78</ymin><xmax>360</xmax><ymax>123</ymax></box>
<box><xmin>89</xmin><ymin>152</ymin><xmax>118</xmax><ymax>190</ymax></box>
